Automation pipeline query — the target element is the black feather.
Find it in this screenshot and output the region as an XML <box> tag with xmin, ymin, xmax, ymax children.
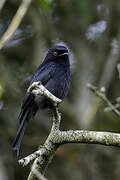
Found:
<box><xmin>12</xmin><ymin>45</ymin><xmax>71</xmax><ymax>156</ymax></box>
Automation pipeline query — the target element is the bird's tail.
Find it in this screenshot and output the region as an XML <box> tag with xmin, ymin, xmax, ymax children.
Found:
<box><xmin>12</xmin><ymin>104</ymin><xmax>36</xmax><ymax>157</ymax></box>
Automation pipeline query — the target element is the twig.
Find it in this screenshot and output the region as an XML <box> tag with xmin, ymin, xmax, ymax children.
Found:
<box><xmin>87</xmin><ymin>83</ymin><xmax>120</xmax><ymax>116</ymax></box>
<box><xmin>27</xmin><ymin>81</ymin><xmax>62</xmax><ymax>106</ymax></box>
<box><xmin>105</xmin><ymin>104</ymin><xmax>120</xmax><ymax>113</ymax></box>
<box><xmin>117</xmin><ymin>64</ymin><xmax>120</xmax><ymax>79</ymax></box>
<box><xmin>0</xmin><ymin>0</ymin><xmax>32</xmax><ymax>50</ymax></box>
<box><xmin>32</xmin><ymin>167</ymin><xmax>48</xmax><ymax>180</ymax></box>
<box><xmin>19</xmin><ymin>148</ymin><xmax>46</xmax><ymax>166</ymax></box>
<box><xmin>0</xmin><ymin>0</ymin><xmax>6</xmax><ymax>11</ymax></box>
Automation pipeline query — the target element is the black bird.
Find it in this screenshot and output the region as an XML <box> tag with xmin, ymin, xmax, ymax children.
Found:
<box><xmin>12</xmin><ymin>44</ymin><xmax>71</xmax><ymax>157</ymax></box>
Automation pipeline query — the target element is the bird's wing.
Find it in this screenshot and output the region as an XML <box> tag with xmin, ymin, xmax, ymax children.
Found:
<box><xmin>30</xmin><ymin>63</ymin><xmax>55</xmax><ymax>86</ymax></box>
<box><xmin>19</xmin><ymin>64</ymin><xmax>55</xmax><ymax>124</ymax></box>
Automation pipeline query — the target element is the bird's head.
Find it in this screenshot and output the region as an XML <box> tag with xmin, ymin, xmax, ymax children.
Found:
<box><xmin>44</xmin><ymin>45</ymin><xmax>69</xmax><ymax>64</ymax></box>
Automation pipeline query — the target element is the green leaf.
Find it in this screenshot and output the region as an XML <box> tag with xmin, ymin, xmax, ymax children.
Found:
<box><xmin>35</xmin><ymin>0</ymin><xmax>52</xmax><ymax>12</ymax></box>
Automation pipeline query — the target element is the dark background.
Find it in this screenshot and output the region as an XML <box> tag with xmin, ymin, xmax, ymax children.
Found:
<box><xmin>0</xmin><ymin>0</ymin><xmax>120</xmax><ymax>179</ymax></box>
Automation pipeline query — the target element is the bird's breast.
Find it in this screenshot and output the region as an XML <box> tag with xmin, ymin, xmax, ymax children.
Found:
<box><xmin>52</xmin><ymin>65</ymin><xmax>70</xmax><ymax>100</ymax></box>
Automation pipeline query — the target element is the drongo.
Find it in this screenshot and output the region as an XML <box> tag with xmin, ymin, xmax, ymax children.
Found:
<box><xmin>12</xmin><ymin>45</ymin><xmax>71</xmax><ymax>157</ymax></box>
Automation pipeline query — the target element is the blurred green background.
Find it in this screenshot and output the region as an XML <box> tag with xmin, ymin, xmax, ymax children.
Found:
<box><xmin>0</xmin><ymin>0</ymin><xmax>120</xmax><ymax>179</ymax></box>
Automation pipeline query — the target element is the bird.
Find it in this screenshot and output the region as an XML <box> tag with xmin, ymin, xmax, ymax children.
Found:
<box><xmin>12</xmin><ymin>44</ymin><xmax>71</xmax><ymax>157</ymax></box>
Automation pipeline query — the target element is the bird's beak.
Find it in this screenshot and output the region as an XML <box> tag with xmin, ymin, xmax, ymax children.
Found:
<box><xmin>59</xmin><ymin>52</ymin><xmax>68</xmax><ymax>56</ymax></box>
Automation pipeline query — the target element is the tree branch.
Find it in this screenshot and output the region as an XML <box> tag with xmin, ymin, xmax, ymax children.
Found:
<box><xmin>0</xmin><ymin>0</ymin><xmax>32</xmax><ymax>50</ymax></box>
<box><xmin>0</xmin><ymin>0</ymin><xmax>6</xmax><ymax>12</ymax></box>
<box><xmin>18</xmin><ymin>81</ymin><xmax>120</xmax><ymax>180</ymax></box>
<box><xmin>87</xmin><ymin>83</ymin><xmax>120</xmax><ymax>116</ymax></box>
<box><xmin>27</xmin><ymin>81</ymin><xmax>61</xmax><ymax>106</ymax></box>
<box><xmin>31</xmin><ymin>166</ymin><xmax>48</xmax><ymax>180</ymax></box>
<box><xmin>57</xmin><ymin>130</ymin><xmax>120</xmax><ymax>146</ymax></box>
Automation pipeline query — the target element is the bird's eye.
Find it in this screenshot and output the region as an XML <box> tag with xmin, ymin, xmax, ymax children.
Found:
<box><xmin>53</xmin><ymin>51</ymin><xmax>58</xmax><ymax>56</ymax></box>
